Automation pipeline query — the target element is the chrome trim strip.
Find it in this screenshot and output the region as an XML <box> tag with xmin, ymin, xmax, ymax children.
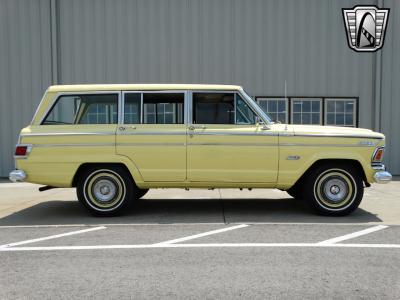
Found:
<box><xmin>191</xmin><ymin>132</ymin><xmax>279</xmax><ymax>137</ymax></box>
<box><xmin>20</xmin><ymin>132</ymin><xmax>115</xmax><ymax>137</ymax></box>
<box><xmin>187</xmin><ymin>143</ymin><xmax>277</xmax><ymax>147</ymax></box>
<box><xmin>280</xmin><ymin>143</ymin><xmax>375</xmax><ymax>147</ymax></box>
<box><xmin>33</xmin><ymin>143</ymin><xmax>115</xmax><ymax>148</ymax></box>
<box><xmin>117</xmin><ymin>131</ymin><xmax>187</xmax><ymax>136</ymax></box>
<box><xmin>117</xmin><ymin>143</ymin><xmax>186</xmax><ymax>147</ymax></box>
<box><xmin>294</xmin><ymin>134</ymin><xmax>384</xmax><ymax>140</ymax></box>
<box><xmin>372</xmin><ymin>164</ymin><xmax>385</xmax><ymax>171</ymax></box>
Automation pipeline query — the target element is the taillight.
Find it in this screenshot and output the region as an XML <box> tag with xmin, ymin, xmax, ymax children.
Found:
<box><xmin>372</xmin><ymin>147</ymin><xmax>385</xmax><ymax>163</ymax></box>
<box><xmin>14</xmin><ymin>145</ymin><xmax>32</xmax><ymax>158</ymax></box>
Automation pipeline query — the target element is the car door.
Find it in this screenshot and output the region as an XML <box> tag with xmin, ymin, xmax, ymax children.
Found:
<box><xmin>187</xmin><ymin>91</ymin><xmax>279</xmax><ymax>183</ymax></box>
<box><xmin>116</xmin><ymin>91</ymin><xmax>187</xmax><ymax>182</ymax></box>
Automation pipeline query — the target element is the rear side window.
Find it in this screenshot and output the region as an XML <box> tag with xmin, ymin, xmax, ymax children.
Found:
<box><xmin>43</xmin><ymin>94</ymin><xmax>119</xmax><ymax>125</ymax></box>
<box><xmin>123</xmin><ymin>92</ymin><xmax>185</xmax><ymax>124</ymax></box>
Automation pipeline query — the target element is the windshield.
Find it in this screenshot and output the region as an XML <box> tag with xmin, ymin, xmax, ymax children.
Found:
<box><xmin>240</xmin><ymin>89</ymin><xmax>273</xmax><ymax>124</ymax></box>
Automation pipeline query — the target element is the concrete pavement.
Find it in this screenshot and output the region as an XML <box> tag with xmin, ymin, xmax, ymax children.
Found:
<box><xmin>0</xmin><ymin>181</ymin><xmax>399</xmax><ymax>299</ymax></box>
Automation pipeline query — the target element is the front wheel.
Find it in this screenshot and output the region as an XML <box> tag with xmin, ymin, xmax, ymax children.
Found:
<box><xmin>303</xmin><ymin>163</ymin><xmax>364</xmax><ymax>216</ymax></box>
<box><xmin>77</xmin><ymin>166</ymin><xmax>134</xmax><ymax>216</ymax></box>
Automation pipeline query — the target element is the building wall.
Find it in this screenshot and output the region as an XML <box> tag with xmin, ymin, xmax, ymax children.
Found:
<box><xmin>0</xmin><ymin>0</ymin><xmax>399</xmax><ymax>176</ymax></box>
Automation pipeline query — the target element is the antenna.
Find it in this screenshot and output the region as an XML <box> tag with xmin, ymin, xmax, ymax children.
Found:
<box><xmin>284</xmin><ymin>80</ymin><xmax>287</xmax><ymax>100</ymax></box>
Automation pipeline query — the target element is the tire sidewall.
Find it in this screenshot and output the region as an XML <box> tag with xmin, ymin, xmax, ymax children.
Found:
<box><xmin>305</xmin><ymin>164</ymin><xmax>363</xmax><ymax>216</ymax></box>
<box><xmin>77</xmin><ymin>166</ymin><xmax>134</xmax><ymax>216</ymax></box>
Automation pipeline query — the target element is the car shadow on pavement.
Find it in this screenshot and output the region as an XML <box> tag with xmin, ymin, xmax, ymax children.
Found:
<box><xmin>0</xmin><ymin>198</ymin><xmax>382</xmax><ymax>226</ymax></box>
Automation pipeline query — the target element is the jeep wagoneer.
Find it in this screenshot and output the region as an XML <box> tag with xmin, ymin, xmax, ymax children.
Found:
<box><xmin>10</xmin><ymin>84</ymin><xmax>392</xmax><ymax>216</ymax></box>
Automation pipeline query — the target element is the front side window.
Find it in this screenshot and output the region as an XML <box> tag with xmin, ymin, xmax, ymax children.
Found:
<box><xmin>236</xmin><ymin>94</ymin><xmax>256</xmax><ymax>124</ymax></box>
<box><xmin>193</xmin><ymin>93</ymin><xmax>257</xmax><ymax>125</ymax></box>
<box><xmin>43</xmin><ymin>94</ymin><xmax>118</xmax><ymax>125</ymax></box>
<box><xmin>291</xmin><ymin>98</ymin><xmax>322</xmax><ymax>125</ymax></box>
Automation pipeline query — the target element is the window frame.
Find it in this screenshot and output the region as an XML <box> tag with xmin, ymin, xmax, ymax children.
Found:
<box><xmin>324</xmin><ymin>98</ymin><xmax>358</xmax><ymax>127</ymax></box>
<box><xmin>190</xmin><ymin>90</ymin><xmax>259</xmax><ymax>125</ymax></box>
<box><xmin>290</xmin><ymin>97</ymin><xmax>323</xmax><ymax>125</ymax></box>
<box><xmin>122</xmin><ymin>90</ymin><xmax>188</xmax><ymax>125</ymax></box>
<box><xmin>256</xmin><ymin>97</ymin><xmax>289</xmax><ymax>124</ymax></box>
<box><xmin>40</xmin><ymin>91</ymin><xmax>121</xmax><ymax>125</ymax></box>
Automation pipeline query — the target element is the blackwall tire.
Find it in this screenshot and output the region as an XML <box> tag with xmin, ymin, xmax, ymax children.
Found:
<box><xmin>77</xmin><ymin>166</ymin><xmax>134</xmax><ymax>216</ymax></box>
<box><xmin>303</xmin><ymin>163</ymin><xmax>364</xmax><ymax>216</ymax></box>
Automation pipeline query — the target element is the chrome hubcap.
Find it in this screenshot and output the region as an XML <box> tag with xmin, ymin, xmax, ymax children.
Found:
<box><xmin>93</xmin><ymin>179</ymin><xmax>117</xmax><ymax>202</ymax></box>
<box><xmin>323</xmin><ymin>178</ymin><xmax>348</xmax><ymax>203</ymax></box>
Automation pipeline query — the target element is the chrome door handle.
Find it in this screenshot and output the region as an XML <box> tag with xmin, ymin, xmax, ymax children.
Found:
<box><xmin>188</xmin><ymin>125</ymin><xmax>206</xmax><ymax>130</ymax></box>
<box><xmin>119</xmin><ymin>126</ymin><xmax>126</xmax><ymax>131</ymax></box>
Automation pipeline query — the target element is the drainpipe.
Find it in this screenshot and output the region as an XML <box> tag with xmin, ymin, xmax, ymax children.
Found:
<box><xmin>50</xmin><ymin>0</ymin><xmax>59</xmax><ymax>84</ymax></box>
<box><xmin>374</xmin><ymin>0</ymin><xmax>383</xmax><ymax>132</ymax></box>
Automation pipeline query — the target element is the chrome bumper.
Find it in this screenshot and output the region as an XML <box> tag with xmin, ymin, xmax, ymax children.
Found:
<box><xmin>9</xmin><ymin>170</ymin><xmax>27</xmax><ymax>183</ymax></box>
<box><xmin>374</xmin><ymin>171</ymin><xmax>392</xmax><ymax>184</ymax></box>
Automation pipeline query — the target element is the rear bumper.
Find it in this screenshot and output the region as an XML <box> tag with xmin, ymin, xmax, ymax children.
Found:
<box><xmin>9</xmin><ymin>170</ymin><xmax>27</xmax><ymax>182</ymax></box>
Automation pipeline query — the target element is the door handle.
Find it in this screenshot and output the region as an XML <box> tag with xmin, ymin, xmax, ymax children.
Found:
<box><xmin>119</xmin><ymin>126</ymin><xmax>136</xmax><ymax>131</ymax></box>
<box><xmin>188</xmin><ymin>125</ymin><xmax>206</xmax><ymax>130</ymax></box>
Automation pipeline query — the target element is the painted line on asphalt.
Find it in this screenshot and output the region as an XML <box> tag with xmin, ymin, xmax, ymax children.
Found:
<box><xmin>317</xmin><ymin>225</ymin><xmax>388</xmax><ymax>245</ymax></box>
<box><xmin>0</xmin><ymin>242</ymin><xmax>399</xmax><ymax>251</ymax></box>
<box><xmin>0</xmin><ymin>223</ymin><xmax>398</xmax><ymax>228</ymax></box>
<box><xmin>153</xmin><ymin>224</ymin><xmax>249</xmax><ymax>245</ymax></box>
<box><xmin>0</xmin><ymin>226</ymin><xmax>106</xmax><ymax>248</ymax></box>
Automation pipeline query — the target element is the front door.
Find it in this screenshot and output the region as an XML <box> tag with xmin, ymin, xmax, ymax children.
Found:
<box><xmin>116</xmin><ymin>91</ymin><xmax>187</xmax><ymax>182</ymax></box>
<box><xmin>187</xmin><ymin>92</ymin><xmax>279</xmax><ymax>183</ymax></box>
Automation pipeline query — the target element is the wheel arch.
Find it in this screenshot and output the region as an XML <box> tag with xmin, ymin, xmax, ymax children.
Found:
<box><xmin>289</xmin><ymin>159</ymin><xmax>368</xmax><ymax>191</ymax></box>
<box><xmin>72</xmin><ymin>162</ymin><xmax>137</xmax><ymax>187</ymax></box>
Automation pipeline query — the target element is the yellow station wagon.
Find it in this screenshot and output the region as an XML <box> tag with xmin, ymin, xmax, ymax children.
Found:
<box><xmin>10</xmin><ymin>84</ymin><xmax>392</xmax><ymax>216</ymax></box>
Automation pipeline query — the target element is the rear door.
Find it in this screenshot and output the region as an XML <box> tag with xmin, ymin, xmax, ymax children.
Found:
<box><xmin>187</xmin><ymin>91</ymin><xmax>279</xmax><ymax>183</ymax></box>
<box><xmin>116</xmin><ymin>91</ymin><xmax>187</xmax><ymax>182</ymax></box>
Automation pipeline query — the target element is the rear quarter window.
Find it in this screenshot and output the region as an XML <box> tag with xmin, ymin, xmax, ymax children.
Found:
<box><xmin>42</xmin><ymin>94</ymin><xmax>119</xmax><ymax>125</ymax></box>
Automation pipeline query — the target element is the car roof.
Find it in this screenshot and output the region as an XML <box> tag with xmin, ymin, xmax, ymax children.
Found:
<box><xmin>48</xmin><ymin>84</ymin><xmax>242</xmax><ymax>92</ymax></box>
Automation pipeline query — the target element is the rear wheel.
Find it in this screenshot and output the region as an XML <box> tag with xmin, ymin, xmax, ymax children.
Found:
<box><xmin>77</xmin><ymin>165</ymin><xmax>134</xmax><ymax>216</ymax></box>
<box><xmin>303</xmin><ymin>163</ymin><xmax>364</xmax><ymax>216</ymax></box>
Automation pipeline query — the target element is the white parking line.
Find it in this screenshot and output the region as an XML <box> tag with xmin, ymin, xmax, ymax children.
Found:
<box><xmin>317</xmin><ymin>225</ymin><xmax>388</xmax><ymax>245</ymax></box>
<box><xmin>0</xmin><ymin>242</ymin><xmax>399</xmax><ymax>251</ymax></box>
<box><xmin>0</xmin><ymin>226</ymin><xmax>106</xmax><ymax>248</ymax></box>
<box><xmin>153</xmin><ymin>224</ymin><xmax>249</xmax><ymax>245</ymax></box>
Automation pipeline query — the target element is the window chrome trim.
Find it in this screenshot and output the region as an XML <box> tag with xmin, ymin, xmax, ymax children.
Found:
<box><xmin>293</xmin><ymin>133</ymin><xmax>384</xmax><ymax>139</ymax></box>
<box><xmin>39</xmin><ymin>91</ymin><xmax>121</xmax><ymax>125</ymax></box>
<box><xmin>189</xmin><ymin>89</ymin><xmax>265</xmax><ymax>126</ymax></box>
<box><xmin>121</xmin><ymin>90</ymin><xmax>188</xmax><ymax>125</ymax></box>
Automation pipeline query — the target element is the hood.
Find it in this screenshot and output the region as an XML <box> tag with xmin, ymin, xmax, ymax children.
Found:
<box><xmin>286</xmin><ymin>124</ymin><xmax>385</xmax><ymax>140</ymax></box>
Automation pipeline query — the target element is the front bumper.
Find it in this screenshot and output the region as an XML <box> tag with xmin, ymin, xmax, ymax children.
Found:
<box><xmin>9</xmin><ymin>170</ymin><xmax>27</xmax><ymax>182</ymax></box>
<box><xmin>374</xmin><ymin>165</ymin><xmax>392</xmax><ymax>183</ymax></box>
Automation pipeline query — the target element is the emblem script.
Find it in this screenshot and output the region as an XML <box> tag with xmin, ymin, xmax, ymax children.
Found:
<box><xmin>342</xmin><ymin>5</ymin><xmax>389</xmax><ymax>52</ymax></box>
